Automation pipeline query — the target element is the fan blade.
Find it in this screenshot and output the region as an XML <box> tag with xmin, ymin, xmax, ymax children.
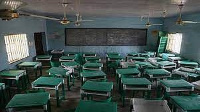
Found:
<box><xmin>171</xmin><ymin>0</ymin><xmax>187</xmax><ymax>4</ymax></box>
<box><xmin>0</xmin><ymin>0</ymin><xmax>27</xmax><ymax>10</ymax></box>
<box><xmin>20</xmin><ymin>13</ymin><xmax>60</xmax><ymax>21</ymax></box>
<box><xmin>183</xmin><ymin>21</ymin><xmax>200</xmax><ymax>24</ymax></box>
<box><xmin>80</xmin><ymin>20</ymin><xmax>94</xmax><ymax>22</ymax></box>
<box><xmin>29</xmin><ymin>14</ymin><xmax>60</xmax><ymax>21</ymax></box>
<box><xmin>152</xmin><ymin>24</ymin><xmax>163</xmax><ymax>26</ymax></box>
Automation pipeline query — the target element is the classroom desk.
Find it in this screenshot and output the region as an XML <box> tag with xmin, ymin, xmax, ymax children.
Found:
<box><xmin>148</xmin><ymin>57</ymin><xmax>163</xmax><ymax>66</ymax></box>
<box><xmin>59</xmin><ymin>56</ymin><xmax>76</xmax><ymax>62</ymax></box>
<box><xmin>192</xmin><ymin>80</ymin><xmax>200</xmax><ymax>90</ymax></box>
<box><xmin>85</xmin><ymin>57</ymin><xmax>101</xmax><ymax>63</ymax></box>
<box><xmin>170</xmin><ymin>95</ymin><xmax>200</xmax><ymax>112</ymax></box>
<box><xmin>156</xmin><ymin>61</ymin><xmax>176</xmax><ymax>69</ymax></box>
<box><xmin>116</xmin><ymin>68</ymin><xmax>141</xmax><ymax>78</ymax></box>
<box><xmin>18</xmin><ymin>62</ymin><xmax>42</xmax><ymax>78</ymax></box>
<box><xmin>160</xmin><ymin>79</ymin><xmax>194</xmax><ymax>98</ymax></box>
<box><xmin>75</xmin><ymin>100</ymin><xmax>117</xmax><ymax>112</ymax></box>
<box><xmin>121</xmin><ymin>78</ymin><xmax>151</xmax><ymax>106</ymax></box>
<box><xmin>138</xmin><ymin>52</ymin><xmax>155</xmax><ymax>57</ymax></box>
<box><xmin>172</xmin><ymin>68</ymin><xmax>200</xmax><ymax>81</ymax></box>
<box><xmin>195</xmin><ymin>67</ymin><xmax>200</xmax><ymax>72</ymax></box>
<box><xmin>65</xmin><ymin>52</ymin><xmax>78</xmax><ymax>56</ymax></box>
<box><xmin>83</xmin><ymin>53</ymin><xmax>96</xmax><ymax>58</ymax></box>
<box><xmin>36</xmin><ymin>55</ymin><xmax>52</xmax><ymax>67</ymax></box>
<box><xmin>107</xmin><ymin>55</ymin><xmax>123</xmax><ymax>61</ymax></box>
<box><xmin>116</xmin><ymin>68</ymin><xmax>141</xmax><ymax>91</ymax></box>
<box><xmin>0</xmin><ymin>70</ymin><xmax>26</xmax><ymax>92</ymax></box>
<box><xmin>6</xmin><ymin>92</ymin><xmax>51</xmax><ymax>112</ymax></box>
<box><xmin>148</xmin><ymin>57</ymin><xmax>163</xmax><ymax>62</ymax></box>
<box><xmin>162</xmin><ymin>53</ymin><xmax>175</xmax><ymax>60</ymax></box>
<box><xmin>61</xmin><ymin>61</ymin><xmax>81</xmax><ymax>75</ymax></box>
<box><xmin>51</xmin><ymin>50</ymin><xmax>64</xmax><ymax>59</ymax></box>
<box><xmin>81</xmin><ymin>81</ymin><xmax>113</xmax><ymax>100</ymax></box>
<box><xmin>130</xmin><ymin>98</ymin><xmax>171</xmax><ymax>112</ymax></box>
<box><xmin>144</xmin><ymin>69</ymin><xmax>171</xmax><ymax>79</ymax></box>
<box><xmin>168</xmin><ymin>57</ymin><xmax>181</xmax><ymax>62</ymax></box>
<box><xmin>61</xmin><ymin>61</ymin><xmax>81</xmax><ymax>73</ymax></box>
<box><xmin>36</xmin><ymin>55</ymin><xmax>52</xmax><ymax>61</ymax></box>
<box><xmin>32</xmin><ymin>77</ymin><xmax>65</xmax><ymax>107</ymax></box>
<box><xmin>135</xmin><ymin>61</ymin><xmax>157</xmax><ymax>69</ymax></box>
<box><xmin>61</xmin><ymin>61</ymin><xmax>80</xmax><ymax>68</ymax></box>
<box><xmin>80</xmin><ymin>70</ymin><xmax>106</xmax><ymax>84</ymax></box>
<box><xmin>83</xmin><ymin>62</ymin><xmax>103</xmax><ymax>71</ymax></box>
<box><xmin>51</xmin><ymin>49</ymin><xmax>64</xmax><ymax>54</ymax></box>
<box><xmin>47</xmin><ymin>67</ymin><xmax>73</xmax><ymax>90</ymax></box>
<box><xmin>120</xmin><ymin>61</ymin><xmax>136</xmax><ymax>68</ymax></box>
<box><xmin>144</xmin><ymin>69</ymin><xmax>171</xmax><ymax>86</ymax></box>
<box><xmin>127</xmin><ymin>57</ymin><xmax>147</xmax><ymax>61</ymax></box>
<box><xmin>178</xmin><ymin>61</ymin><xmax>198</xmax><ymax>68</ymax></box>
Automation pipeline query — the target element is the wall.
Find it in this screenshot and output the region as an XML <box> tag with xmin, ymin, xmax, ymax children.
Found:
<box><xmin>46</xmin><ymin>17</ymin><xmax>163</xmax><ymax>57</ymax></box>
<box><xmin>0</xmin><ymin>17</ymin><xmax>46</xmax><ymax>70</ymax></box>
<box><xmin>163</xmin><ymin>13</ymin><xmax>200</xmax><ymax>62</ymax></box>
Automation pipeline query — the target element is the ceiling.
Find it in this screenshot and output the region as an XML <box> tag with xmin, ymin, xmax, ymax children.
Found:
<box><xmin>2</xmin><ymin>0</ymin><xmax>200</xmax><ymax>18</ymax></box>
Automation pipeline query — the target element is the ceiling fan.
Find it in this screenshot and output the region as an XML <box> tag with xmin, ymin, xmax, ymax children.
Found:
<box><xmin>141</xmin><ymin>14</ymin><xmax>163</xmax><ymax>27</ymax></box>
<box><xmin>0</xmin><ymin>0</ymin><xmax>62</xmax><ymax>21</ymax></box>
<box><xmin>73</xmin><ymin>0</ymin><xmax>94</xmax><ymax>26</ymax></box>
<box><xmin>0</xmin><ymin>0</ymin><xmax>27</xmax><ymax>20</ymax></box>
<box><xmin>176</xmin><ymin>2</ymin><xmax>200</xmax><ymax>25</ymax></box>
<box><xmin>59</xmin><ymin>1</ymin><xmax>71</xmax><ymax>25</ymax></box>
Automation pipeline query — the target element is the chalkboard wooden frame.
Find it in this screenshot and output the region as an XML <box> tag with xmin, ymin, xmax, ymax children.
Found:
<box><xmin>65</xmin><ymin>28</ymin><xmax>147</xmax><ymax>46</ymax></box>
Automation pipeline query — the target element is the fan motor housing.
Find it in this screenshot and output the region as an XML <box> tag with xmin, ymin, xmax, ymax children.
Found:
<box><xmin>0</xmin><ymin>9</ymin><xmax>19</xmax><ymax>20</ymax></box>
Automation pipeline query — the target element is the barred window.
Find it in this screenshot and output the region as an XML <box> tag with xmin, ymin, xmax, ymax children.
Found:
<box><xmin>166</xmin><ymin>33</ymin><xmax>182</xmax><ymax>54</ymax></box>
<box><xmin>4</xmin><ymin>34</ymin><xmax>29</xmax><ymax>63</ymax></box>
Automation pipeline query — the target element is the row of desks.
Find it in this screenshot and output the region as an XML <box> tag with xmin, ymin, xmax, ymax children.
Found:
<box><xmin>6</xmin><ymin>91</ymin><xmax>200</xmax><ymax>112</ymax></box>
<box><xmin>6</xmin><ymin>91</ymin><xmax>117</xmax><ymax>112</ymax></box>
<box><xmin>115</xmin><ymin>66</ymin><xmax>199</xmax><ymax>108</ymax></box>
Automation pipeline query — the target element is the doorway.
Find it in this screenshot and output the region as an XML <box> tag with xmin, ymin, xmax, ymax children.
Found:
<box><xmin>34</xmin><ymin>32</ymin><xmax>47</xmax><ymax>55</ymax></box>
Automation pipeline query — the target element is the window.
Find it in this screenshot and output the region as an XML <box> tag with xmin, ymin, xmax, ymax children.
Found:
<box><xmin>4</xmin><ymin>34</ymin><xmax>29</xmax><ymax>63</ymax></box>
<box><xmin>166</xmin><ymin>33</ymin><xmax>182</xmax><ymax>54</ymax></box>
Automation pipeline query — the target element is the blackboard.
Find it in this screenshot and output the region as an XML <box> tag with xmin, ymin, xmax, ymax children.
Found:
<box><xmin>65</xmin><ymin>28</ymin><xmax>147</xmax><ymax>46</ymax></box>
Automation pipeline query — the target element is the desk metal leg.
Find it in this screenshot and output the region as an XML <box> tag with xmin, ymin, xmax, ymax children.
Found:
<box><xmin>72</xmin><ymin>73</ymin><xmax>75</xmax><ymax>86</ymax></box>
<box><xmin>39</xmin><ymin>66</ymin><xmax>42</xmax><ymax>76</ymax></box>
<box><xmin>122</xmin><ymin>89</ymin><xmax>126</xmax><ymax>107</ymax></box>
<box><xmin>67</xmin><ymin>76</ymin><xmax>70</xmax><ymax>91</ymax></box>
<box><xmin>56</xmin><ymin>90</ymin><xmax>60</xmax><ymax>107</ymax></box>
<box><xmin>47</xmin><ymin>100</ymin><xmax>51</xmax><ymax>112</ymax></box>
<box><xmin>25</xmin><ymin>68</ymin><xmax>30</xmax><ymax>84</ymax></box>
<box><xmin>16</xmin><ymin>80</ymin><xmax>20</xmax><ymax>93</ymax></box>
<box><xmin>62</xmin><ymin>83</ymin><xmax>66</xmax><ymax>100</ymax></box>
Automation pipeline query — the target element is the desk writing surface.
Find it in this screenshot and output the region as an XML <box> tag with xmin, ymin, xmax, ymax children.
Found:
<box><xmin>160</xmin><ymin>79</ymin><xmax>193</xmax><ymax>88</ymax></box>
<box><xmin>18</xmin><ymin>62</ymin><xmax>40</xmax><ymax>67</ymax></box>
<box><xmin>33</xmin><ymin>77</ymin><xmax>63</xmax><ymax>86</ymax></box>
<box><xmin>170</xmin><ymin>95</ymin><xmax>200</xmax><ymax>111</ymax></box>
<box><xmin>6</xmin><ymin>92</ymin><xmax>49</xmax><ymax>108</ymax></box>
<box><xmin>116</xmin><ymin>68</ymin><xmax>140</xmax><ymax>75</ymax></box>
<box><xmin>81</xmin><ymin>70</ymin><xmax>106</xmax><ymax>77</ymax></box>
<box><xmin>82</xmin><ymin>81</ymin><xmax>113</xmax><ymax>92</ymax></box>
<box><xmin>0</xmin><ymin>70</ymin><xmax>25</xmax><ymax>77</ymax></box>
